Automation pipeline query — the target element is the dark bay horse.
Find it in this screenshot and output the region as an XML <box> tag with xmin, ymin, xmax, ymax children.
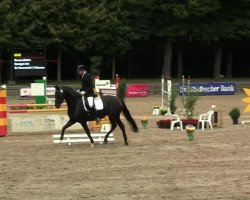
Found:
<box><xmin>54</xmin><ymin>85</ymin><xmax>138</xmax><ymax>146</ymax></box>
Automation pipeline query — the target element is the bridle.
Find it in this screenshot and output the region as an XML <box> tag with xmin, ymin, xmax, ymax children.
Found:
<box><xmin>55</xmin><ymin>87</ymin><xmax>65</xmax><ymax>108</ymax></box>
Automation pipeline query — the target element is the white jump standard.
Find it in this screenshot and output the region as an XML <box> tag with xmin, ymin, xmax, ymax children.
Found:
<box><xmin>152</xmin><ymin>78</ymin><xmax>172</xmax><ymax>116</ymax></box>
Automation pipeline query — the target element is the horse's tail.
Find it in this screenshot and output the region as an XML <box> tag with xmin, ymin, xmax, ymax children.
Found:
<box><xmin>121</xmin><ymin>100</ymin><xmax>139</xmax><ymax>133</ymax></box>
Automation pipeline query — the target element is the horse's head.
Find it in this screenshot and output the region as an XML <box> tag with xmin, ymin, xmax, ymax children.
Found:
<box><xmin>54</xmin><ymin>85</ymin><xmax>65</xmax><ymax>108</ymax></box>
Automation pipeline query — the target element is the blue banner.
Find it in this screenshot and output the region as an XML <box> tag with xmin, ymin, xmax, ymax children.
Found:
<box><xmin>179</xmin><ymin>82</ymin><xmax>236</xmax><ymax>96</ymax></box>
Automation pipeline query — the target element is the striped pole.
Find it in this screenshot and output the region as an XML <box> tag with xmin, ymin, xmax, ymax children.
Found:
<box><xmin>0</xmin><ymin>85</ymin><xmax>7</xmax><ymax>137</ymax></box>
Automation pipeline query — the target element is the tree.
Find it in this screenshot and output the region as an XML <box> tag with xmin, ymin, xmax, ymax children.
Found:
<box><xmin>119</xmin><ymin>0</ymin><xmax>154</xmax><ymax>78</ymax></box>
<box><xmin>86</xmin><ymin>2</ymin><xmax>135</xmax><ymax>79</ymax></box>
<box><xmin>0</xmin><ymin>0</ymin><xmax>40</xmax><ymax>81</ymax></box>
<box><xmin>29</xmin><ymin>0</ymin><xmax>80</xmax><ymax>81</ymax></box>
<box><xmin>0</xmin><ymin>0</ymin><xmax>11</xmax><ymax>48</ymax></box>
<box><xmin>0</xmin><ymin>1</ymin><xmax>35</xmax><ymax>48</ymax></box>
<box><xmin>192</xmin><ymin>0</ymin><xmax>250</xmax><ymax>78</ymax></box>
<box><xmin>122</xmin><ymin>0</ymin><xmax>221</xmax><ymax>79</ymax></box>
<box><xmin>1</xmin><ymin>0</ymin><xmax>250</xmax><ymax>81</ymax></box>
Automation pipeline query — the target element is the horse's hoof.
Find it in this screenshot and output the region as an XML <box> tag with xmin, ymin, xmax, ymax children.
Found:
<box><xmin>60</xmin><ymin>138</ymin><xmax>64</xmax><ymax>141</ymax></box>
<box><xmin>104</xmin><ymin>139</ymin><xmax>108</xmax><ymax>144</ymax></box>
<box><xmin>90</xmin><ymin>143</ymin><xmax>95</xmax><ymax>148</ymax></box>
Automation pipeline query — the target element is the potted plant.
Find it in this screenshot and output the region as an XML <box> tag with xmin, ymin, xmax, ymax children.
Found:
<box><xmin>169</xmin><ymin>90</ymin><xmax>177</xmax><ymax>114</ymax></box>
<box><xmin>183</xmin><ymin>88</ymin><xmax>200</xmax><ymax>119</ymax></box>
<box><xmin>141</xmin><ymin>116</ymin><xmax>148</xmax><ymax>128</ymax></box>
<box><xmin>160</xmin><ymin>107</ymin><xmax>167</xmax><ymax>115</ymax></box>
<box><xmin>229</xmin><ymin>107</ymin><xmax>240</xmax><ymax>124</ymax></box>
<box><xmin>185</xmin><ymin>124</ymin><xmax>196</xmax><ymax>141</ymax></box>
<box><xmin>117</xmin><ymin>79</ymin><xmax>126</xmax><ymax>101</ymax></box>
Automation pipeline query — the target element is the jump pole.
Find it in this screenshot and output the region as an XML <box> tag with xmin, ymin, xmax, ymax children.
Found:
<box><xmin>0</xmin><ymin>85</ymin><xmax>7</xmax><ymax>137</ymax></box>
<box><xmin>161</xmin><ymin>78</ymin><xmax>165</xmax><ymax>109</ymax></box>
<box><xmin>182</xmin><ymin>75</ymin><xmax>185</xmax><ymax>107</ymax></box>
<box><xmin>167</xmin><ymin>79</ymin><xmax>172</xmax><ymax>115</ymax></box>
<box><xmin>160</xmin><ymin>78</ymin><xmax>172</xmax><ymax>115</ymax></box>
<box><xmin>181</xmin><ymin>75</ymin><xmax>188</xmax><ymax>114</ymax></box>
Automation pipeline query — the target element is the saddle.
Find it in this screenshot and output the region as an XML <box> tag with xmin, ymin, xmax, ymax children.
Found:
<box><xmin>82</xmin><ymin>96</ymin><xmax>103</xmax><ymax>112</ymax></box>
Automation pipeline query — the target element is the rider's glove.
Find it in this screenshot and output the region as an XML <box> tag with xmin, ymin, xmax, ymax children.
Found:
<box><xmin>78</xmin><ymin>91</ymin><xmax>85</xmax><ymax>96</ymax></box>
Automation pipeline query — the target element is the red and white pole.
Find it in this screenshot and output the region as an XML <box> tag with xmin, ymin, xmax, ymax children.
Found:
<box><xmin>0</xmin><ymin>85</ymin><xmax>7</xmax><ymax>137</ymax></box>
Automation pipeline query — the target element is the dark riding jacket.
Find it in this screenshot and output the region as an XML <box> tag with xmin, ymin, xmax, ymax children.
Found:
<box><xmin>80</xmin><ymin>72</ymin><xmax>95</xmax><ymax>97</ymax></box>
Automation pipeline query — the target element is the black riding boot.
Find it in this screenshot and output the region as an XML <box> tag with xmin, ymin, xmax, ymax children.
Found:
<box><xmin>90</xmin><ymin>107</ymin><xmax>101</xmax><ymax>123</ymax></box>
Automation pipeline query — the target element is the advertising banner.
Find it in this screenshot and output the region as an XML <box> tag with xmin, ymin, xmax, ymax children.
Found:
<box><xmin>126</xmin><ymin>84</ymin><xmax>149</xmax><ymax>97</ymax></box>
<box><xmin>20</xmin><ymin>87</ymin><xmax>55</xmax><ymax>97</ymax></box>
<box><xmin>179</xmin><ymin>82</ymin><xmax>236</xmax><ymax>96</ymax></box>
<box><xmin>31</xmin><ymin>83</ymin><xmax>45</xmax><ymax>96</ymax></box>
<box><xmin>95</xmin><ymin>80</ymin><xmax>111</xmax><ymax>92</ymax></box>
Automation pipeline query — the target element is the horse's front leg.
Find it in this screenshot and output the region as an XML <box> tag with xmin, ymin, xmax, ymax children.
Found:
<box><xmin>80</xmin><ymin>122</ymin><xmax>95</xmax><ymax>147</ymax></box>
<box><xmin>60</xmin><ymin>119</ymin><xmax>76</xmax><ymax>140</ymax></box>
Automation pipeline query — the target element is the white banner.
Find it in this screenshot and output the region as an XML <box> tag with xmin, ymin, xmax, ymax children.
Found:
<box><xmin>31</xmin><ymin>83</ymin><xmax>45</xmax><ymax>96</ymax></box>
<box><xmin>95</xmin><ymin>80</ymin><xmax>111</xmax><ymax>92</ymax></box>
<box><xmin>20</xmin><ymin>87</ymin><xmax>55</xmax><ymax>97</ymax></box>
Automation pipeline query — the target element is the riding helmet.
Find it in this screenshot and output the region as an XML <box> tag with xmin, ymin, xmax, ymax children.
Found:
<box><xmin>77</xmin><ymin>65</ymin><xmax>86</xmax><ymax>72</ymax></box>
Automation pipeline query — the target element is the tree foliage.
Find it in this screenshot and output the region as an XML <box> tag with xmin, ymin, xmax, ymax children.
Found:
<box><xmin>0</xmin><ymin>0</ymin><xmax>250</xmax><ymax>79</ymax></box>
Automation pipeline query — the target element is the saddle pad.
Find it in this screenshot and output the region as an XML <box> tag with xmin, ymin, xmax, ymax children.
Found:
<box><xmin>94</xmin><ymin>96</ymin><xmax>103</xmax><ymax>110</ymax></box>
<box><xmin>82</xmin><ymin>96</ymin><xmax>103</xmax><ymax>111</ymax></box>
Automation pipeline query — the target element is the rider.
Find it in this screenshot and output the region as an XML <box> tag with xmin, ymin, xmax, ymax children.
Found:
<box><xmin>77</xmin><ymin>64</ymin><xmax>101</xmax><ymax>123</ymax></box>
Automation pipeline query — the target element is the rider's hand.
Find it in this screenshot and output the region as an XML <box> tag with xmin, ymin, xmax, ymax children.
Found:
<box><xmin>79</xmin><ymin>91</ymin><xmax>85</xmax><ymax>96</ymax></box>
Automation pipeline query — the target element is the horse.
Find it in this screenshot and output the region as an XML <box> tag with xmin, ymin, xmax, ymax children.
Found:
<box><xmin>54</xmin><ymin>85</ymin><xmax>138</xmax><ymax>146</ymax></box>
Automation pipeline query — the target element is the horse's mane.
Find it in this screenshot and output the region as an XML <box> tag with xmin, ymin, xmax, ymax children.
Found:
<box><xmin>61</xmin><ymin>86</ymin><xmax>80</xmax><ymax>98</ymax></box>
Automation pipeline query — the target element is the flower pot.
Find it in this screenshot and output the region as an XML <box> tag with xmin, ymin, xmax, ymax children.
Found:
<box><xmin>187</xmin><ymin>132</ymin><xmax>194</xmax><ymax>141</ymax></box>
<box><xmin>233</xmin><ymin>118</ymin><xmax>238</xmax><ymax>124</ymax></box>
<box><xmin>142</xmin><ymin>122</ymin><xmax>148</xmax><ymax>129</ymax></box>
<box><xmin>185</xmin><ymin>124</ymin><xmax>196</xmax><ymax>141</ymax></box>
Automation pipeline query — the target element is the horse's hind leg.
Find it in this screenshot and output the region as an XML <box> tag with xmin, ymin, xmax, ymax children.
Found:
<box><xmin>104</xmin><ymin>120</ymin><xmax>117</xmax><ymax>144</ymax></box>
<box><xmin>60</xmin><ymin>119</ymin><xmax>75</xmax><ymax>140</ymax></box>
<box><xmin>80</xmin><ymin>122</ymin><xmax>95</xmax><ymax>147</ymax></box>
<box><xmin>116</xmin><ymin>119</ymin><xmax>128</xmax><ymax>145</ymax></box>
